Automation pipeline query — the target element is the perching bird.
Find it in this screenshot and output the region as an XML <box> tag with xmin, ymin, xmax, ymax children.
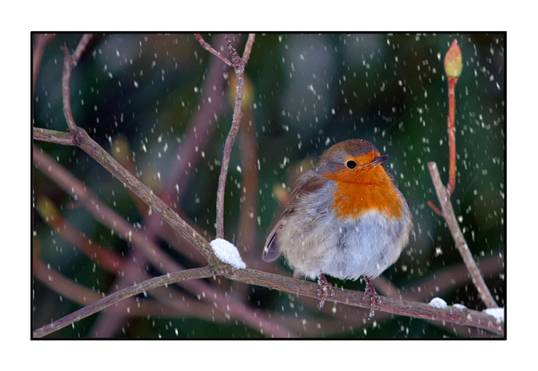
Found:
<box><xmin>262</xmin><ymin>139</ymin><xmax>412</xmax><ymax>304</ymax></box>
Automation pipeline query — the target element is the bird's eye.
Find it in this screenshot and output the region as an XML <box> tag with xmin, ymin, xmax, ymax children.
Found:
<box><xmin>345</xmin><ymin>160</ymin><xmax>357</xmax><ymax>169</ymax></box>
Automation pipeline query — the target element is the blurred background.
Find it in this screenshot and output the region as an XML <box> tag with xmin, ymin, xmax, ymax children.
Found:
<box><xmin>32</xmin><ymin>32</ymin><xmax>505</xmax><ymax>338</ymax></box>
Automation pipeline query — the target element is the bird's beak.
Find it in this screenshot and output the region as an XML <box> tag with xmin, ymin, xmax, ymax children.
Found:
<box><xmin>371</xmin><ymin>154</ymin><xmax>388</xmax><ymax>166</ymax></box>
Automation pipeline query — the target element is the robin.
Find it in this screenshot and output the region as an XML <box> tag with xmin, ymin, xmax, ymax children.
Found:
<box><xmin>262</xmin><ymin>139</ymin><xmax>412</xmax><ymax>306</ymax></box>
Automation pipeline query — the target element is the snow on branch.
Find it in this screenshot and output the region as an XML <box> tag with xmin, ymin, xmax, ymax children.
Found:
<box><xmin>210</xmin><ymin>239</ymin><xmax>247</xmax><ymax>269</ymax></box>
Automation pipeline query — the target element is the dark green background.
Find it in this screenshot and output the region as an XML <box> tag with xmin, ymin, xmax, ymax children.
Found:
<box><xmin>32</xmin><ymin>33</ymin><xmax>505</xmax><ymax>338</ymax></box>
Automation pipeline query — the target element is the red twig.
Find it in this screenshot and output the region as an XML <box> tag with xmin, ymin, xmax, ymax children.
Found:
<box><xmin>446</xmin><ymin>77</ymin><xmax>457</xmax><ymax>195</ymax></box>
<box><xmin>427</xmin><ymin>39</ymin><xmax>461</xmax><ymax>213</ymax></box>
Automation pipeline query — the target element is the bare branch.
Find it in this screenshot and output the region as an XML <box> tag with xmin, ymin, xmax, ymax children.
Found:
<box><xmin>33</xmin><ymin>260</ymin><xmax>504</xmax><ymax>337</ymax></box>
<box><xmin>71</xmin><ymin>34</ymin><xmax>94</xmax><ymax>65</ymax></box>
<box><xmin>32</xmin><ymin>253</ymin><xmax>184</xmax><ymax>319</ymax></box>
<box><xmin>33</xmin><ymin>127</ymin><xmax>218</xmax><ymax>264</ymax></box>
<box><xmin>194</xmin><ymin>33</ymin><xmax>232</xmax><ymax>67</ymax></box>
<box><xmin>211</xmin><ymin>34</ymin><xmax>255</xmax><ymax>238</ymax></box>
<box><xmin>428</xmin><ymin>162</ymin><xmax>499</xmax><ymax>308</ymax></box>
<box><xmin>33</xmin><ymin>266</ymin><xmax>214</xmax><ymax>338</ymax></box>
<box><xmin>225</xmin><ymin>268</ymin><xmax>504</xmax><ymax>335</ymax></box>
<box><xmin>33</xmin><ymin>127</ymin><xmax>74</xmax><ymax>146</ymax></box>
<box><xmin>241</xmin><ymin>34</ymin><xmax>256</xmax><ymax>64</ymax></box>
<box><xmin>61</xmin><ymin>34</ymin><xmax>94</xmax><ymax>131</ymax></box>
<box><xmin>446</xmin><ymin>77</ymin><xmax>457</xmax><ymax>194</ymax></box>
<box><xmin>33</xmin><ymin>146</ymin><xmax>291</xmax><ymax>337</ymax></box>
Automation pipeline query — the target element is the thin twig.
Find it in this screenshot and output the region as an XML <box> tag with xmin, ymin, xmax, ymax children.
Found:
<box><xmin>446</xmin><ymin>77</ymin><xmax>457</xmax><ymax>194</ymax></box>
<box><xmin>428</xmin><ymin>162</ymin><xmax>499</xmax><ymax>308</ymax></box>
<box><xmin>61</xmin><ymin>34</ymin><xmax>93</xmax><ymax>130</ymax></box>
<box><xmin>194</xmin><ymin>33</ymin><xmax>232</xmax><ymax>67</ymax></box>
<box><xmin>202</xmin><ymin>33</ymin><xmax>255</xmax><ymax>238</ymax></box>
<box><xmin>427</xmin><ymin>39</ymin><xmax>460</xmax><ymax>212</ymax></box>
<box><xmin>32</xmin><ymin>254</ymin><xmax>183</xmax><ymax>319</ymax></box>
<box><xmin>241</xmin><ymin>33</ymin><xmax>256</xmax><ymax>64</ymax></box>
<box><xmin>33</xmin><ymin>266</ymin><xmax>214</xmax><ymax>338</ymax></box>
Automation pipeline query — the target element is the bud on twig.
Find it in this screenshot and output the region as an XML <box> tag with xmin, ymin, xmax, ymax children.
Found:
<box><xmin>444</xmin><ymin>39</ymin><xmax>462</xmax><ymax>78</ymax></box>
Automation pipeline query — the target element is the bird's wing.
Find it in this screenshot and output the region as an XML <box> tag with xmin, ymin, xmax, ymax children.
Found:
<box><xmin>262</xmin><ymin>173</ymin><xmax>326</xmax><ymax>262</ymax></box>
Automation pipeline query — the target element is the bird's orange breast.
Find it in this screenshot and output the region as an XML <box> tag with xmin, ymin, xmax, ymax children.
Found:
<box><xmin>327</xmin><ymin>167</ymin><xmax>403</xmax><ymax>220</ymax></box>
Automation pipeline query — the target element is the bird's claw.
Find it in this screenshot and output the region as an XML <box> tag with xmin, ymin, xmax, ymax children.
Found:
<box><xmin>363</xmin><ymin>277</ymin><xmax>378</xmax><ymax>319</ymax></box>
<box><xmin>317</xmin><ymin>274</ymin><xmax>333</xmax><ymax>309</ymax></box>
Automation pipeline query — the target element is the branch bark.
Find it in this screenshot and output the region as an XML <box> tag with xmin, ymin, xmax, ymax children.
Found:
<box><xmin>195</xmin><ymin>33</ymin><xmax>256</xmax><ymax>238</ymax></box>
<box><xmin>33</xmin><ymin>146</ymin><xmax>291</xmax><ymax>338</ymax></box>
<box><xmin>61</xmin><ymin>34</ymin><xmax>94</xmax><ymax>131</ymax></box>
<box><xmin>428</xmin><ymin>162</ymin><xmax>499</xmax><ymax>308</ymax></box>
<box><xmin>33</xmin><ymin>266</ymin><xmax>214</xmax><ymax>338</ymax></box>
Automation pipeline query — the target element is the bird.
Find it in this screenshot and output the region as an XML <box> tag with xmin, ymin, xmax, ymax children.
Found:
<box><xmin>262</xmin><ymin>138</ymin><xmax>412</xmax><ymax>306</ymax></box>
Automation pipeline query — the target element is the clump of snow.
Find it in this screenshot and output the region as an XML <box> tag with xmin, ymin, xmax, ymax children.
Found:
<box><xmin>210</xmin><ymin>238</ymin><xmax>246</xmax><ymax>269</ymax></box>
<box><xmin>483</xmin><ymin>307</ymin><xmax>505</xmax><ymax>323</ymax></box>
<box><xmin>429</xmin><ymin>297</ymin><xmax>448</xmax><ymax>309</ymax></box>
<box><xmin>452</xmin><ymin>303</ymin><xmax>467</xmax><ymax>310</ymax></box>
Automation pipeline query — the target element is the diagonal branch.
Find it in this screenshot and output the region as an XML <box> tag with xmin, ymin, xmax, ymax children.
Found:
<box><xmin>33</xmin><ymin>145</ymin><xmax>291</xmax><ymax>338</ymax></box>
<box><xmin>194</xmin><ymin>33</ymin><xmax>232</xmax><ymax>67</ymax></box>
<box><xmin>428</xmin><ymin>162</ymin><xmax>499</xmax><ymax>308</ymax></box>
<box><xmin>33</xmin><ymin>266</ymin><xmax>214</xmax><ymax>338</ymax></box>
<box><xmin>33</xmin><ymin>127</ymin><xmax>218</xmax><ymax>265</ymax></box>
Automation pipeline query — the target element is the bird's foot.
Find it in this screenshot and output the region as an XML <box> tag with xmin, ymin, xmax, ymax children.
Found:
<box><xmin>317</xmin><ymin>274</ymin><xmax>333</xmax><ymax>309</ymax></box>
<box><xmin>363</xmin><ymin>277</ymin><xmax>378</xmax><ymax>319</ymax></box>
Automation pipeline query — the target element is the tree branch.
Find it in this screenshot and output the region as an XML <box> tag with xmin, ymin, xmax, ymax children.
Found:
<box><xmin>61</xmin><ymin>34</ymin><xmax>94</xmax><ymax>131</ymax></box>
<box><xmin>428</xmin><ymin>162</ymin><xmax>499</xmax><ymax>308</ymax></box>
<box><xmin>33</xmin><ymin>146</ymin><xmax>291</xmax><ymax>338</ymax></box>
<box><xmin>195</xmin><ymin>33</ymin><xmax>256</xmax><ymax>238</ymax></box>
<box><xmin>194</xmin><ymin>33</ymin><xmax>233</xmax><ymax>67</ymax></box>
<box><xmin>33</xmin><ymin>266</ymin><xmax>214</xmax><ymax>338</ymax></box>
<box><xmin>33</xmin><ymin>260</ymin><xmax>504</xmax><ymax>337</ymax></box>
<box><xmin>33</xmin><ymin>127</ymin><xmax>218</xmax><ymax>265</ymax></box>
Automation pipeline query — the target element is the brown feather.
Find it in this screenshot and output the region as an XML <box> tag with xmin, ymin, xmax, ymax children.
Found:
<box><xmin>262</xmin><ymin>173</ymin><xmax>326</xmax><ymax>262</ymax></box>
